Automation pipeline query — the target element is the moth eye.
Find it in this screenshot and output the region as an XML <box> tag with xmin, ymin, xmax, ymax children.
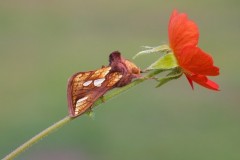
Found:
<box><xmin>94</xmin><ymin>78</ymin><xmax>105</xmax><ymax>87</ymax></box>
<box><xmin>83</xmin><ymin>80</ymin><xmax>92</xmax><ymax>87</ymax></box>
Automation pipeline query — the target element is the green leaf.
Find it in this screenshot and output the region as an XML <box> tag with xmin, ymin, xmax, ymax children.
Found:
<box><xmin>156</xmin><ymin>69</ymin><xmax>183</xmax><ymax>88</ymax></box>
<box><xmin>133</xmin><ymin>45</ymin><xmax>170</xmax><ymax>59</ymax></box>
<box><xmin>147</xmin><ymin>53</ymin><xmax>178</xmax><ymax>70</ymax></box>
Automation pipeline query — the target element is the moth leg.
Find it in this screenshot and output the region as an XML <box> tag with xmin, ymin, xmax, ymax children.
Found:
<box><xmin>86</xmin><ymin>109</ymin><xmax>95</xmax><ymax>119</ymax></box>
<box><xmin>149</xmin><ymin>77</ymin><xmax>158</xmax><ymax>81</ymax></box>
<box><xmin>136</xmin><ymin>74</ymin><xmax>158</xmax><ymax>81</ymax></box>
<box><xmin>100</xmin><ymin>96</ymin><xmax>105</xmax><ymax>103</ymax></box>
<box><xmin>140</xmin><ymin>70</ymin><xmax>147</xmax><ymax>73</ymax></box>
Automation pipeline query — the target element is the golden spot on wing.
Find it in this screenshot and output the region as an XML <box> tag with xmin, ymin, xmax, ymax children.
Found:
<box><xmin>75</xmin><ymin>101</ymin><xmax>88</xmax><ymax>115</ymax></box>
<box><xmin>74</xmin><ymin>72</ymin><xmax>91</xmax><ymax>83</ymax></box>
<box><xmin>107</xmin><ymin>72</ymin><xmax>122</xmax><ymax>87</ymax></box>
<box><xmin>90</xmin><ymin>67</ymin><xmax>111</xmax><ymax>79</ymax></box>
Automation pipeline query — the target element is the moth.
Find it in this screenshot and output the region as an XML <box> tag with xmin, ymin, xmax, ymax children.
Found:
<box><xmin>67</xmin><ymin>51</ymin><xmax>141</xmax><ymax>117</ymax></box>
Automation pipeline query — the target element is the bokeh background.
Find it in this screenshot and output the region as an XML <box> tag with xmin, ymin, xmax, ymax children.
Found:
<box><xmin>1</xmin><ymin>0</ymin><xmax>239</xmax><ymax>160</ymax></box>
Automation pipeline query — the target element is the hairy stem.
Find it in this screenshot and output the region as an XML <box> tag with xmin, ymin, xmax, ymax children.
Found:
<box><xmin>3</xmin><ymin>70</ymin><xmax>163</xmax><ymax>160</ymax></box>
<box><xmin>3</xmin><ymin>116</ymin><xmax>72</xmax><ymax>160</ymax></box>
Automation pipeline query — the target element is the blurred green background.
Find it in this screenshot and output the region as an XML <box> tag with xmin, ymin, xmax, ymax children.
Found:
<box><xmin>0</xmin><ymin>0</ymin><xmax>239</xmax><ymax>160</ymax></box>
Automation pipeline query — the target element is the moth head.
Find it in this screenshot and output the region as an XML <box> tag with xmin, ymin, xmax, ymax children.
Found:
<box><xmin>109</xmin><ymin>51</ymin><xmax>141</xmax><ymax>87</ymax></box>
<box><xmin>109</xmin><ymin>51</ymin><xmax>140</xmax><ymax>76</ymax></box>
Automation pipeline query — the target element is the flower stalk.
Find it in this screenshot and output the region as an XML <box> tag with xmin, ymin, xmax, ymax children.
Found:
<box><xmin>3</xmin><ymin>116</ymin><xmax>73</xmax><ymax>160</ymax></box>
<box><xmin>3</xmin><ymin>69</ymin><xmax>166</xmax><ymax>160</ymax></box>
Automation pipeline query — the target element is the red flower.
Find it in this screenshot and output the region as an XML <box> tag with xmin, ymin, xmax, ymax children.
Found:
<box><xmin>168</xmin><ymin>10</ymin><xmax>220</xmax><ymax>90</ymax></box>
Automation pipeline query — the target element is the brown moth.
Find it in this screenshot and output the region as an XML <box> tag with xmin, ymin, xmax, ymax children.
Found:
<box><xmin>67</xmin><ymin>51</ymin><xmax>141</xmax><ymax>117</ymax></box>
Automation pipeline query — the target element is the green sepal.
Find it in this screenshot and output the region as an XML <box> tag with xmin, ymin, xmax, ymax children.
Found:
<box><xmin>147</xmin><ymin>53</ymin><xmax>178</xmax><ymax>70</ymax></box>
<box><xmin>133</xmin><ymin>45</ymin><xmax>170</xmax><ymax>59</ymax></box>
<box><xmin>156</xmin><ymin>69</ymin><xmax>183</xmax><ymax>88</ymax></box>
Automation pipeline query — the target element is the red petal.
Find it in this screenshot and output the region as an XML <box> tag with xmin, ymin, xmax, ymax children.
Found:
<box><xmin>168</xmin><ymin>10</ymin><xmax>199</xmax><ymax>56</ymax></box>
<box><xmin>185</xmin><ymin>74</ymin><xmax>194</xmax><ymax>90</ymax></box>
<box><xmin>188</xmin><ymin>74</ymin><xmax>219</xmax><ymax>91</ymax></box>
<box><xmin>178</xmin><ymin>46</ymin><xmax>219</xmax><ymax>76</ymax></box>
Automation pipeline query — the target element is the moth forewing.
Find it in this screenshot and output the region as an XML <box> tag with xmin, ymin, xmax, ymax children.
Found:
<box><xmin>67</xmin><ymin>51</ymin><xmax>141</xmax><ymax>118</ymax></box>
<box><xmin>67</xmin><ymin>67</ymin><xmax>122</xmax><ymax>117</ymax></box>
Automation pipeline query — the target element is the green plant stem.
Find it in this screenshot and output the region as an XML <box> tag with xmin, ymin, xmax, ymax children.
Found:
<box><xmin>3</xmin><ymin>70</ymin><xmax>163</xmax><ymax>160</ymax></box>
<box><xmin>92</xmin><ymin>78</ymin><xmax>145</xmax><ymax>108</ymax></box>
<box><xmin>92</xmin><ymin>69</ymin><xmax>163</xmax><ymax>108</ymax></box>
<box><xmin>3</xmin><ymin>116</ymin><xmax>73</xmax><ymax>160</ymax></box>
